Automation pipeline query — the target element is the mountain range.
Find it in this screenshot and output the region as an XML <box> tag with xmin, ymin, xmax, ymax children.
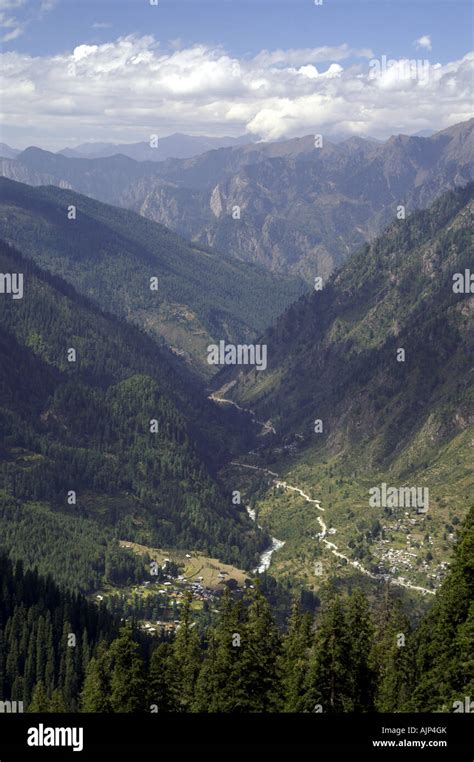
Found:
<box><xmin>0</xmin><ymin>177</ymin><xmax>304</xmax><ymax>377</ymax></box>
<box><xmin>58</xmin><ymin>133</ymin><xmax>253</xmax><ymax>161</ymax></box>
<box><xmin>0</xmin><ymin>133</ymin><xmax>252</xmax><ymax>163</ymax></box>
<box><xmin>1</xmin><ymin>119</ymin><xmax>472</xmax><ymax>282</ymax></box>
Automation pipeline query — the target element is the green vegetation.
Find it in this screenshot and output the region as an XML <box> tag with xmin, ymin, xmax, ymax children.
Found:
<box><xmin>0</xmin><ymin>239</ymin><xmax>267</xmax><ymax>590</ymax></box>
<box><xmin>0</xmin><ymin>177</ymin><xmax>305</xmax><ymax>377</ymax></box>
<box><xmin>220</xmin><ymin>186</ymin><xmax>474</xmax><ymax>591</ymax></box>
<box><xmin>2</xmin><ymin>506</ymin><xmax>471</xmax><ymax>713</ymax></box>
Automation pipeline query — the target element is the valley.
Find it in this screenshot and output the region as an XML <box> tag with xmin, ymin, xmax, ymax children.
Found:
<box><xmin>209</xmin><ymin>184</ymin><xmax>473</xmax><ymax>605</ymax></box>
<box><xmin>0</xmin><ymin>182</ymin><xmax>470</xmax><ymax>613</ymax></box>
<box><xmin>0</xmin><ymin>1</ymin><xmax>472</xmax><ymax>728</ymax></box>
<box><xmin>229</xmin><ymin>457</ymin><xmax>436</xmax><ymax>596</ymax></box>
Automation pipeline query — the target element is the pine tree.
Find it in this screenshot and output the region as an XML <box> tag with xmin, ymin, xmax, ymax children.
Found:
<box><xmin>11</xmin><ymin>675</ymin><xmax>24</xmax><ymax>703</ymax></box>
<box><xmin>167</xmin><ymin>593</ymin><xmax>201</xmax><ymax>712</ymax></box>
<box><xmin>80</xmin><ymin>644</ymin><xmax>112</xmax><ymax>713</ymax></box>
<box><xmin>371</xmin><ymin>593</ymin><xmax>413</xmax><ymax>712</ymax></box>
<box><xmin>238</xmin><ymin>583</ymin><xmax>281</xmax><ymax>711</ymax></box>
<box><xmin>35</xmin><ymin>616</ymin><xmax>46</xmax><ymax>685</ymax></box>
<box><xmin>62</xmin><ymin>624</ymin><xmax>79</xmax><ymax>711</ymax></box>
<box><xmin>148</xmin><ymin>643</ymin><xmax>173</xmax><ymax>713</ymax></box>
<box><xmin>279</xmin><ymin>599</ymin><xmax>312</xmax><ymax>712</ymax></box>
<box><xmin>346</xmin><ymin>588</ymin><xmax>376</xmax><ymax>712</ymax></box>
<box><xmin>5</xmin><ymin>636</ymin><xmax>19</xmax><ymax>690</ymax></box>
<box><xmin>81</xmin><ymin>630</ymin><xmax>91</xmax><ymax>684</ymax></box>
<box><xmin>303</xmin><ymin>594</ymin><xmax>352</xmax><ymax>713</ymax></box>
<box><xmin>410</xmin><ymin>506</ymin><xmax>474</xmax><ymax>710</ymax></box>
<box><xmin>49</xmin><ymin>688</ymin><xmax>67</xmax><ymax>712</ymax></box>
<box><xmin>109</xmin><ymin>626</ymin><xmax>146</xmax><ymax>712</ymax></box>
<box><xmin>29</xmin><ymin>681</ymin><xmax>50</xmax><ymax>712</ymax></box>
<box><xmin>193</xmin><ymin>588</ymin><xmax>246</xmax><ymax>712</ymax></box>
<box><xmin>24</xmin><ymin>635</ymin><xmax>36</xmax><ymax>709</ymax></box>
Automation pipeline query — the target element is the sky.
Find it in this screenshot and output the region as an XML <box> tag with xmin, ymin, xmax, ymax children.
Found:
<box><xmin>0</xmin><ymin>0</ymin><xmax>473</xmax><ymax>150</ymax></box>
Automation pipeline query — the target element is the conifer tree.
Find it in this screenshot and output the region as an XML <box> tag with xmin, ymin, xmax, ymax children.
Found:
<box><xmin>193</xmin><ymin>588</ymin><xmax>245</xmax><ymax>712</ymax></box>
<box><xmin>371</xmin><ymin>593</ymin><xmax>413</xmax><ymax>712</ymax></box>
<box><xmin>303</xmin><ymin>595</ymin><xmax>352</xmax><ymax>712</ymax></box>
<box><xmin>81</xmin><ymin>630</ymin><xmax>91</xmax><ymax>684</ymax></box>
<box><xmin>167</xmin><ymin>593</ymin><xmax>201</xmax><ymax>712</ymax></box>
<box><xmin>62</xmin><ymin>626</ymin><xmax>79</xmax><ymax>711</ymax></box>
<box><xmin>80</xmin><ymin>643</ymin><xmax>112</xmax><ymax>713</ymax></box>
<box><xmin>279</xmin><ymin>599</ymin><xmax>312</xmax><ymax>712</ymax></box>
<box><xmin>109</xmin><ymin>625</ymin><xmax>146</xmax><ymax>712</ymax></box>
<box><xmin>11</xmin><ymin>675</ymin><xmax>24</xmax><ymax>703</ymax></box>
<box><xmin>148</xmin><ymin>643</ymin><xmax>173</xmax><ymax>713</ymax></box>
<box><xmin>49</xmin><ymin>688</ymin><xmax>67</xmax><ymax>712</ymax></box>
<box><xmin>410</xmin><ymin>506</ymin><xmax>474</xmax><ymax>710</ymax></box>
<box><xmin>5</xmin><ymin>636</ymin><xmax>19</xmax><ymax>689</ymax></box>
<box><xmin>24</xmin><ymin>636</ymin><xmax>36</xmax><ymax>708</ymax></box>
<box><xmin>35</xmin><ymin>616</ymin><xmax>47</xmax><ymax>685</ymax></box>
<box><xmin>29</xmin><ymin>681</ymin><xmax>50</xmax><ymax>712</ymax></box>
<box><xmin>346</xmin><ymin>588</ymin><xmax>376</xmax><ymax>712</ymax></box>
<box><xmin>238</xmin><ymin>583</ymin><xmax>281</xmax><ymax>711</ymax></box>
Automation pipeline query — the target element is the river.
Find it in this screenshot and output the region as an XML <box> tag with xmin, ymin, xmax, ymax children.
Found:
<box><xmin>246</xmin><ymin>505</ymin><xmax>285</xmax><ymax>573</ymax></box>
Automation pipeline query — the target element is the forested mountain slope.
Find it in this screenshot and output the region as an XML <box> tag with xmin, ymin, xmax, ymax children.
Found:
<box><xmin>221</xmin><ymin>184</ymin><xmax>473</xmax><ymax>447</ymax></box>
<box><xmin>0</xmin><ymin>178</ymin><xmax>304</xmax><ymax>378</ymax></box>
<box><xmin>0</xmin><ymin>240</ymin><xmax>265</xmax><ymax>591</ymax></box>
<box><xmin>216</xmin><ymin>186</ymin><xmax>473</xmax><ymax>592</ymax></box>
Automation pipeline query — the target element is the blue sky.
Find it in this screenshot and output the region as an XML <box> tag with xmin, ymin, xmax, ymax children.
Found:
<box><xmin>5</xmin><ymin>0</ymin><xmax>473</xmax><ymax>62</ymax></box>
<box><xmin>1</xmin><ymin>0</ymin><xmax>472</xmax><ymax>149</ymax></box>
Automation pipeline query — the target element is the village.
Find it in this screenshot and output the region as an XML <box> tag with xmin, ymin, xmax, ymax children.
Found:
<box><xmin>371</xmin><ymin>512</ymin><xmax>451</xmax><ymax>590</ymax></box>
<box><xmin>94</xmin><ymin>541</ymin><xmax>253</xmax><ymax>635</ymax></box>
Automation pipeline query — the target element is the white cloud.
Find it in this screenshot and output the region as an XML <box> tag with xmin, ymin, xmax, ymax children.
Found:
<box><xmin>2</xmin><ymin>25</ymin><xmax>22</xmax><ymax>40</ymax></box>
<box><xmin>414</xmin><ymin>35</ymin><xmax>432</xmax><ymax>51</ymax></box>
<box><xmin>0</xmin><ymin>35</ymin><xmax>472</xmax><ymax>149</ymax></box>
<box><xmin>0</xmin><ymin>0</ymin><xmax>56</xmax><ymax>43</ymax></box>
<box><xmin>0</xmin><ymin>5</ymin><xmax>24</xmax><ymax>40</ymax></box>
<box><xmin>92</xmin><ymin>22</ymin><xmax>112</xmax><ymax>30</ymax></box>
<box><xmin>252</xmin><ymin>45</ymin><xmax>373</xmax><ymax>67</ymax></box>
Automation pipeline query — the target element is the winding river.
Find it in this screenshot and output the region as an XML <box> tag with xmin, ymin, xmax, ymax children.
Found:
<box><xmin>237</xmin><ymin>462</ymin><xmax>434</xmax><ymax>596</ymax></box>
<box><xmin>245</xmin><ymin>505</ymin><xmax>285</xmax><ymax>574</ymax></box>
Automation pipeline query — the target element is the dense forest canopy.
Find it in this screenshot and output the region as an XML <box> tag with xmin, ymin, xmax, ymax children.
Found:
<box><xmin>0</xmin><ymin>239</ymin><xmax>267</xmax><ymax>590</ymax></box>
<box><xmin>0</xmin><ymin>506</ymin><xmax>472</xmax><ymax>713</ymax></box>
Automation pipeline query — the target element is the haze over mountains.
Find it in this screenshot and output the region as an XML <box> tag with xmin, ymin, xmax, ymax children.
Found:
<box><xmin>1</xmin><ymin>119</ymin><xmax>472</xmax><ymax>282</ymax></box>
<box><xmin>1</xmin><ymin>0</ymin><xmax>473</xmax><ymax>728</ymax></box>
<box><xmin>58</xmin><ymin>133</ymin><xmax>253</xmax><ymax>161</ymax></box>
<box><xmin>0</xmin><ymin>134</ymin><xmax>252</xmax><ymax>162</ymax></box>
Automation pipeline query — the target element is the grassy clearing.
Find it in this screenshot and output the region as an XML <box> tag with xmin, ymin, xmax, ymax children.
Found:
<box><xmin>119</xmin><ymin>540</ymin><xmax>249</xmax><ymax>589</ymax></box>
